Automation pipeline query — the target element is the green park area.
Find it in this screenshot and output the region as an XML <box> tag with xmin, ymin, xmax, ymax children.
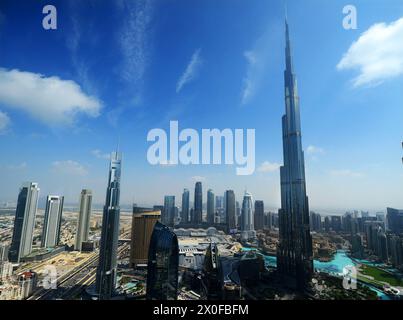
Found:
<box><xmin>360</xmin><ymin>265</ymin><xmax>403</xmax><ymax>287</ymax></box>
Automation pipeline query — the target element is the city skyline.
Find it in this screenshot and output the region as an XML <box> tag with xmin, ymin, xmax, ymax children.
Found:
<box><xmin>0</xmin><ymin>0</ymin><xmax>402</xmax><ymax>212</ymax></box>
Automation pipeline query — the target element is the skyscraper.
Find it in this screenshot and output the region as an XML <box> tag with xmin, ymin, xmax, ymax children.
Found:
<box><xmin>163</xmin><ymin>196</ymin><xmax>175</xmax><ymax>227</ymax></box>
<box><xmin>225</xmin><ymin>190</ymin><xmax>236</xmax><ymax>233</ymax></box>
<box><xmin>193</xmin><ymin>182</ymin><xmax>203</xmax><ymax>224</ymax></box>
<box><xmin>207</xmin><ymin>189</ymin><xmax>215</xmax><ymax>225</ymax></box>
<box><xmin>9</xmin><ymin>182</ymin><xmax>40</xmax><ymax>263</ymax></box>
<box><xmin>386</xmin><ymin>207</ymin><xmax>403</xmax><ymax>234</ymax></box>
<box><xmin>41</xmin><ymin>195</ymin><xmax>64</xmax><ymax>248</ymax></box>
<box><xmin>129</xmin><ymin>208</ymin><xmax>161</xmax><ymax>268</ymax></box>
<box><xmin>96</xmin><ymin>151</ymin><xmax>122</xmax><ymax>300</ymax></box>
<box><xmin>181</xmin><ymin>189</ymin><xmax>190</xmax><ymax>224</ymax></box>
<box><xmin>75</xmin><ymin>189</ymin><xmax>92</xmax><ymax>251</ymax></box>
<box><xmin>146</xmin><ymin>221</ymin><xmax>179</xmax><ymax>300</ymax></box>
<box><xmin>276</xmin><ymin>19</ymin><xmax>313</xmax><ymax>290</ymax></box>
<box><xmin>254</xmin><ymin>200</ymin><xmax>264</xmax><ymax>231</ymax></box>
<box><xmin>241</xmin><ymin>191</ymin><xmax>256</xmax><ymax>241</ymax></box>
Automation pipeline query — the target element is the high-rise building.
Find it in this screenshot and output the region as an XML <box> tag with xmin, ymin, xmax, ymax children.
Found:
<box><xmin>18</xmin><ymin>271</ymin><xmax>37</xmax><ymax>299</ymax></box>
<box><xmin>207</xmin><ymin>189</ymin><xmax>215</xmax><ymax>225</ymax></box>
<box><xmin>276</xmin><ymin>19</ymin><xmax>313</xmax><ymax>290</ymax></box>
<box><xmin>254</xmin><ymin>200</ymin><xmax>264</xmax><ymax>231</ymax></box>
<box><xmin>386</xmin><ymin>207</ymin><xmax>403</xmax><ymax>234</ymax></box>
<box><xmin>241</xmin><ymin>192</ymin><xmax>256</xmax><ymax>241</ymax></box>
<box><xmin>75</xmin><ymin>189</ymin><xmax>92</xmax><ymax>251</ymax></box>
<box><xmin>9</xmin><ymin>182</ymin><xmax>40</xmax><ymax>263</ymax></box>
<box><xmin>146</xmin><ymin>221</ymin><xmax>179</xmax><ymax>300</ymax></box>
<box><xmin>193</xmin><ymin>182</ymin><xmax>203</xmax><ymax>224</ymax></box>
<box><xmin>201</xmin><ymin>243</ymin><xmax>221</xmax><ymax>300</ymax></box>
<box><xmin>236</xmin><ymin>201</ymin><xmax>241</xmax><ymax>229</ymax></box>
<box><xmin>181</xmin><ymin>189</ymin><xmax>190</xmax><ymax>224</ymax></box>
<box><xmin>96</xmin><ymin>151</ymin><xmax>122</xmax><ymax>300</ymax></box>
<box><xmin>129</xmin><ymin>208</ymin><xmax>161</xmax><ymax>268</ymax></box>
<box><xmin>163</xmin><ymin>196</ymin><xmax>175</xmax><ymax>227</ymax></box>
<box><xmin>225</xmin><ymin>190</ymin><xmax>236</xmax><ymax>233</ymax></box>
<box><xmin>0</xmin><ymin>244</ymin><xmax>9</xmax><ymax>262</ymax></box>
<box><xmin>41</xmin><ymin>195</ymin><xmax>64</xmax><ymax>248</ymax></box>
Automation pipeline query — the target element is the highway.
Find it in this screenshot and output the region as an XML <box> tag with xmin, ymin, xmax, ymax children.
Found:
<box><xmin>28</xmin><ymin>230</ymin><xmax>131</xmax><ymax>300</ymax></box>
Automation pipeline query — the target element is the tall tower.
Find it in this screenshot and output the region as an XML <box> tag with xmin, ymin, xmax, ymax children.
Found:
<box><xmin>75</xmin><ymin>189</ymin><xmax>92</xmax><ymax>251</ymax></box>
<box><xmin>96</xmin><ymin>151</ymin><xmax>122</xmax><ymax>300</ymax></box>
<box><xmin>41</xmin><ymin>195</ymin><xmax>64</xmax><ymax>248</ymax></box>
<box><xmin>241</xmin><ymin>191</ymin><xmax>255</xmax><ymax>241</ymax></box>
<box><xmin>225</xmin><ymin>190</ymin><xmax>236</xmax><ymax>233</ymax></box>
<box><xmin>181</xmin><ymin>189</ymin><xmax>190</xmax><ymax>224</ymax></box>
<box><xmin>207</xmin><ymin>189</ymin><xmax>215</xmax><ymax>225</ymax></box>
<box><xmin>146</xmin><ymin>221</ymin><xmax>179</xmax><ymax>300</ymax></box>
<box><xmin>9</xmin><ymin>182</ymin><xmax>40</xmax><ymax>263</ymax></box>
<box><xmin>193</xmin><ymin>182</ymin><xmax>203</xmax><ymax>225</ymax></box>
<box><xmin>276</xmin><ymin>19</ymin><xmax>313</xmax><ymax>290</ymax></box>
<box><xmin>163</xmin><ymin>195</ymin><xmax>175</xmax><ymax>227</ymax></box>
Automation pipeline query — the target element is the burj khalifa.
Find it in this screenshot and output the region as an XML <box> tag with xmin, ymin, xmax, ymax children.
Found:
<box><xmin>276</xmin><ymin>19</ymin><xmax>314</xmax><ymax>291</ymax></box>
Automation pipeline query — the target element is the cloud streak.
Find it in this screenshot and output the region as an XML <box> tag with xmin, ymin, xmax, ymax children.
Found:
<box><xmin>337</xmin><ymin>17</ymin><xmax>403</xmax><ymax>87</ymax></box>
<box><xmin>257</xmin><ymin>161</ymin><xmax>281</xmax><ymax>173</ymax></box>
<box><xmin>0</xmin><ymin>68</ymin><xmax>102</xmax><ymax>126</ymax></box>
<box><xmin>118</xmin><ymin>0</ymin><xmax>153</xmax><ymax>85</ymax></box>
<box><xmin>176</xmin><ymin>49</ymin><xmax>203</xmax><ymax>93</ymax></box>
<box><xmin>0</xmin><ymin>111</ymin><xmax>10</xmax><ymax>134</ymax></box>
<box><xmin>51</xmin><ymin>160</ymin><xmax>88</xmax><ymax>176</ymax></box>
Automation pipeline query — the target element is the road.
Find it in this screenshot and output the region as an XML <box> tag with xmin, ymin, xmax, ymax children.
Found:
<box><xmin>28</xmin><ymin>230</ymin><xmax>131</xmax><ymax>300</ymax></box>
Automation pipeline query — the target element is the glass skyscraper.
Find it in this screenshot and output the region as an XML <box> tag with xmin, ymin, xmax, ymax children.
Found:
<box><xmin>181</xmin><ymin>189</ymin><xmax>190</xmax><ymax>224</ymax></box>
<box><xmin>240</xmin><ymin>191</ymin><xmax>256</xmax><ymax>241</ymax></box>
<box><xmin>41</xmin><ymin>195</ymin><xmax>64</xmax><ymax>248</ymax></box>
<box><xmin>276</xmin><ymin>19</ymin><xmax>313</xmax><ymax>290</ymax></box>
<box><xmin>163</xmin><ymin>195</ymin><xmax>175</xmax><ymax>227</ymax></box>
<box><xmin>146</xmin><ymin>221</ymin><xmax>179</xmax><ymax>300</ymax></box>
<box><xmin>193</xmin><ymin>182</ymin><xmax>203</xmax><ymax>224</ymax></box>
<box><xmin>225</xmin><ymin>190</ymin><xmax>236</xmax><ymax>233</ymax></box>
<box><xmin>75</xmin><ymin>189</ymin><xmax>92</xmax><ymax>251</ymax></box>
<box><xmin>95</xmin><ymin>151</ymin><xmax>122</xmax><ymax>300</ymax></box>
<box><xmin>207</xmin><ymin>189</ymin><xmax>215</xmax><ymax>225</ymax></box>
<box><xmin>9</xmin><ymin>182</ymin><xmax>40</xmax><ymax>263</ymax></box>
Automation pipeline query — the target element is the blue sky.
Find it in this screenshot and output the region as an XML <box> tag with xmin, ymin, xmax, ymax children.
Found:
<box><xmin>0</xmin><ymin>0</ymin><xmax>402</xmax><ymax>212</ymax></box>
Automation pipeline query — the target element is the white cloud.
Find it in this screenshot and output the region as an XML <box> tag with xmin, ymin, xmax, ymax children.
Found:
<box><xmin>306</xmin><ymin>145</ymin><xmax>325</xmax><ymax>155</ymax></box>
<box><xmin>91</xmin><ymin>149</ymin><xmax>110</xmax><ymax>159</ymax></box>
<box><xmin>337</xmin><ymin>17</ymin><xmax>403</xmax><ymax>87</ymax></box>
<box><xmin>176</xmin><ymin>49</ymin><xmax>203</xmax><ymax>93</ymax></box>
<box><xmin>330</xmin><ymin>169</ymin><xmax>364</xmax><ymax>178</ymax></box>
<box><xmin>118</xmin><ymin>0</ymin><xmax>153</xmax><ymax>84</ymax></box>
<box><xmin>7</xmin><ymin>162</ymin><xmax>27</xmax><ymax>170</ymax></box>
<box><xmin>0</xmin><ymin>111</ymin><xmax>10</xmax><ymax>133</ymax></box>
<box><xmin>241</xmin><ymin>50</ymin><xmax>260</xmax><ymax>104</ymax></box>
<box><xmin>191</xmin><ymin>176</ymin><xmax>206</xmax><ymax>182</ymax></box>
<box><xmin>51</xmin><ymin>160</ymin><xmax>88</xmax><ymax>176</ymax></box>
<box><xmin>257</xmin><ymin>161</ymin><xmax>281</xmax><ymax>173</ymax></box>
<box><xmin>0</xmin><ymin>68</ymin><xmax>102</xmax><ymax>126</ymax></box>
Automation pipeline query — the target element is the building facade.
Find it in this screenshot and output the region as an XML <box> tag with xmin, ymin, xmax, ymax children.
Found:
<box><xmin>225</xmin><ymin>190</ymin><xmax>236</xmax><ymax>233</ymax></box>
<box><xmin>181</xmin><ymin>189</ymin><xmax>190</xmax><ymax>224</ymax></box>
<box><xmin>9</xmin><ymin>182</ymin><xmax>40</xmax><ymax>263</ymax></box>
<box><xmin>276</xmin><ymin>20</ymin><xmax>313</xmax><ymax>290</ymax></box>
<box><xmin>207</xmin><ymin>189</ymin><xmax>215</xmax><ymax>225</ymax></box>
<box><xmin>129</xmin><ymin>209</ymin><xmax>161</xmax><ymax>268</ymax></box>
<box><xmin>146</xmin><ymin>221</ymin><xmax>179</xmax><ymax>300</ymax></box>
<box><xmin>193</xmin><ymin>182</ymin><xmax>203</xmax><ymax>225</ymax></box>
<box><xmin>41</xmin><ymin>195</ymin><xmax>64</xmax><ymax>248</ymax></box>
<box><xmin>96</xmin><ymin>151</ymin><xmax>122</xmax><ymax>300</ymax></box>
<box><xmin>75</xmin><ymin>189</ymin><xmax>92</xmax><ymax>251</ymax></box>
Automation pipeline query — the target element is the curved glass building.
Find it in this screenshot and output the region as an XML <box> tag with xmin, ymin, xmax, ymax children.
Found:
<box><xmin>146</xmin><ymin>222</ymin><xmax>179</xmax><ymax>300</ymax></box>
